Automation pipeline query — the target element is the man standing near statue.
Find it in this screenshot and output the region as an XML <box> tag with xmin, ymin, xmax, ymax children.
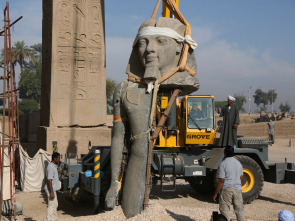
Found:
<box><xmin>44</xmin><ymin>152</ymin><xmax>61</xmax><ymax>221</ymax></box>
<box><xmin>218</xmin><ymin>95</ymin><xmax>240</xmax><ymax>149</ymax></box>
<box><xmin>213</xmin><ymin>146</ymin><xmax>245</xmax><ymax>221</ymax></box>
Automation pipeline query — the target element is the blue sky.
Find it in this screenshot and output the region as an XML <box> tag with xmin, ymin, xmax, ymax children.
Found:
<box><xmin>2</xmin><ymin>0</ymin><xmax>295</xmax><ymax>112</ymax></box>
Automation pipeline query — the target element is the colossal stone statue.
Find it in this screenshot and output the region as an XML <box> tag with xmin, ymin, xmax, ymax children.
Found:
<box><xmin>105</xmin><ymin>17</ymin><xmax>199</xmax><ymax>217</ymax></box>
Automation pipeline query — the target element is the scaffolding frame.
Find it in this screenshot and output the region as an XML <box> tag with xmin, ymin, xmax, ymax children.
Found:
<box><xmin>0</xmin><ymin>2</ymin><xmax>20</xmax><ymax>219</ymax></box>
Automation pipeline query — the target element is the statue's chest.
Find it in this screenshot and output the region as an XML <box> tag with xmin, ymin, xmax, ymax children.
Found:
<box><xmin>123</xmin><ymin>83</ymin><xmax>152</xmax><ymax>115</ymax></box>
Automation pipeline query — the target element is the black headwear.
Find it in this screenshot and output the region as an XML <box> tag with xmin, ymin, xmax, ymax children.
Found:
<box><xmin>52</xmin><ymin>152</ymin><xmax>60</xmax><ymax>161</ymax></box>
<box><xmin>224</xmin><ymin>146</ymin><xmax>234</xmax><ymax>157</ymax></box>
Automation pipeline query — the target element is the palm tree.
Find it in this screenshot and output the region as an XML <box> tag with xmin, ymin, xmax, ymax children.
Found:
<box><xmin>1</xmin><ymin>47</ymin><xmax>18</xmax><ymax>89</ymax></box>
<box><xmin>30</xmin><ymin>43</ymin><xmax>42</xmax><ymax>58</ymax></box>
<box><xmin>12</xmin><ymin>41</ymin><xmax>32</xmax><ymax>73</ymax></box>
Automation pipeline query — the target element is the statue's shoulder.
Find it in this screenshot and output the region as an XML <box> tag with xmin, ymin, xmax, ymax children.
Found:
<box><xmin>113</xmin><ymin>80</ymin><xmax>129</xmax><ymax>97</ymax></box>
<box><xmin>116</xmin><ymin>80</ymin><xmax>129</xmax><ymax>90</ymax></box>
<box><xmin>117</xmin><ymin>80</ymin><xmax>128</xmax><ymax>87</ymax></box>
<box><xmin>117</xmin><ymin>80</ymin><xmax>144</xmax><ymax>90</ymax></box>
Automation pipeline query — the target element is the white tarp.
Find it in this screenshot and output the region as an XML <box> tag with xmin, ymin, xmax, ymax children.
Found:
<box><xmin>2</xmin><ymin>148</ymin><xmax>11</xmax><ymax>200</ymax></box>
<box><xmin>19</xmin><ymin>145</ymin><xmax>51</xmax><ymax>192</ymax></box>
<box><xmin>0</xmin><ymin>123</ymin><xmax>12</xmax><ymax>201</ymax></box>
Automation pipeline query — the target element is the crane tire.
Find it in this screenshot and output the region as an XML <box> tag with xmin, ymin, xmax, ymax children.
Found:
<box><xmin>234</xmin><ymin>155</ymin><xmax>264</xmax><ymax>204</ymax></box>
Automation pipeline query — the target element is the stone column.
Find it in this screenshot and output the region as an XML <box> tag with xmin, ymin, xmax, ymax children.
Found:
<box><xmin>39</xmin><ymin>0</ymin><xmax>110</xmax><ymax>156</ymax></box>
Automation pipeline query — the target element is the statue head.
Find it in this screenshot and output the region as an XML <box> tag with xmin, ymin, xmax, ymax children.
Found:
<box><xmin>126</xmin><ymin>17</ymin><xmax>199</xmax><ymax>95</ymax></box>
<box><xmin>137</xmin><ymin>33</ymin><xmax>182</xmax><ymax>82</ymax></box>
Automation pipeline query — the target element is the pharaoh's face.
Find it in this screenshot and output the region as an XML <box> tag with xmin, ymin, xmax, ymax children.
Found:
<box><xmin>137</xmin><ymin>35</ymin><xmax>181</xmax><ymax>79</ymax></box>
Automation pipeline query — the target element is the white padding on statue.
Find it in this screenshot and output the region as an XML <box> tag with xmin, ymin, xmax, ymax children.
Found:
<box><xmin>133</xmin><ymin>26</ymin><xmax>198</xmax><ymax>49</ymax></box>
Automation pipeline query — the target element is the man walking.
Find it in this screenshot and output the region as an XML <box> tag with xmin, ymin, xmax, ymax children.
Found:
<box><xmin>44</xmin><ymin>152</ymin><xmax>61</xmax><ymax>221</ymax></box>
<box><xmin>268</xmin><ymin>119</ymin><xmax>275</xmax><ymax>145</ymax></box>
<box><xmin>213</xmin><ymin>146</ymin><xmax>245</xmax><ymax>221</ymax></box>
<box><xmin>218</xmin><ymin>95</ymin><xmax>240</xmax><ymax>148</ymax></box>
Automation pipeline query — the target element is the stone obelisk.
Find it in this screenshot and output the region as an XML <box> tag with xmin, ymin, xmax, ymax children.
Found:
<box><xmin>39</xmin><ymin>0</ymin><xmax>110</xmax><ymax>155</ymax></box>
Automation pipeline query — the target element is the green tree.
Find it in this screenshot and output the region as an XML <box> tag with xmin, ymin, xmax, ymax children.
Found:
<box><xmin>253</xmin><ymin>89</ymin><xmax>278</xmax><ymax>111</ymax></box>
<box><xmin>267</xmin><ymin>89</ymin><xmax>277</xmax><ymax>106</ymax></box>
<box><xmin>24</xmin><ymin>43</ymin><xmax>42</xmax><ymax>68</ymax></box>
<box><xmin>18</xmin><ymin>57</ymin><xmax>42</xmax><ymax>103</ymax></box>
<box><xmin>215</xmin><ymin>101</ymin><xmax>227</xmax><ymax>109</ymax></box>
<box><xmin>106</xmin><ymin>78</ymin><xmax>117</xmax><ymax>114</ymax></box>
<box><xmin>234</xmin><ymin>94</ymin><xmax>246</xmax><ymax>112</ymax></box>
<box><xmin>279</xmin><ymin>102</ymin><xmax>291</xmax><ymax>112</ymax></box>
<box><xmin>1</xmin><ymin>47</ymin><xmax>18</xmax><ymax>89</ymax></box>
<box><xmin>253</xmin><ymin>89</ymin><xmax>269</xmax><ymax>111</ymax></box>
<box><xmin>18</xmin><ymin>99</ymin><xmax>39</xmax><ymax>114</ymax></box>
<box><xmin>30</xmin><ymin>43</ymin><xmax>42</xmax><ymax>57</ymax></box>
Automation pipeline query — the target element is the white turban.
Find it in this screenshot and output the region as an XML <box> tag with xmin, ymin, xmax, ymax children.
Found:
<box><xmin>227</xmin><ymin>95</ymin><xmax>235</xmax><ymax>101</ymax></box>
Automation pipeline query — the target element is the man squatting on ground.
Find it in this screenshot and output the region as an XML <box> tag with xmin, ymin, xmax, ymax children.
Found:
<box><xmin>278</xmin><ymin>209</ymin><xmax>294</xmax><ymax>221</ymax></box>
<box><xmin>218</xmin><ymin>95</ymin><xmax>240</xmax><ymax>149</ymax></box>
<box><xmin>213</xmin><ymin>146</ymin><xmax>245</xmax><ymax>221</ymax></box>
<box><xmin>44</xmin><ymin>152</ymin><xmax>61</xmax><ymax>221</ymax></box>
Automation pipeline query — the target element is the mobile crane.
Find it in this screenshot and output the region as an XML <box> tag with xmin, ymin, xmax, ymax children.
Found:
<box><xmin>58</xmin><ymin>0</ymin><xmax>295</xmax><ymax>214</ymax></box>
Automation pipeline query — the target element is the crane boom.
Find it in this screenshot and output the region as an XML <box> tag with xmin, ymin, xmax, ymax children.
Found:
<box><xmin>162</xmin><ymin>0</ymin><xmax>179</xmax><ymax>18</ymax></box>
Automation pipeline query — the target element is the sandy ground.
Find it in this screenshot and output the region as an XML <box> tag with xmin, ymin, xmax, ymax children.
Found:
<box><xmin>3</xmin><ymin>115</ymin><xmax>295</xmax><ymax>221</ymax></box>
<box><xmin>12</xmin><ymin>179</ymin><xmax>295</xmax><ymax>221</ymax></box>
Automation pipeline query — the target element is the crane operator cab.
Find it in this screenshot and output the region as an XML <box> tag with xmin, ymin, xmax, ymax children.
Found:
<box><xmin>180</xmin><ymin>95</ymin><xmax>216</xmax><ymax>146</ymax></box>
<box><xmin>187</xmin><ymin>96</ymin><xmax>214</xmax><ymax>129</ymax></box>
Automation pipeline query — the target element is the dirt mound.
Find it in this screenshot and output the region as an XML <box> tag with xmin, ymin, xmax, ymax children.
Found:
<box><xmin>237</xmin><ymin>115</ymin><xmax>295</xmax><ymax>139</ymax></box>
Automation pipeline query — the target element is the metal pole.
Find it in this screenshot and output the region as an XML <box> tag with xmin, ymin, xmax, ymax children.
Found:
<box><xmin>248</xmin><ymin>86</ymin><xmax>252</xmax><ymax>115</ymax></box>
<box><xmin>93</xmin><ymin>149</ymin><xmax>100</xmax><ymax>213</ymax></box>
<box><xmin>0</xmin><ymin>6</ymin><xmax>7</xmax><ymax>218</ymax></box>
<box><xmin>144</xmin><ymin>89</ymin><xmax>180</xmax><ymax>209</ymax></box>
<box><xmin>0</xmin><ymin>7</ymin><xmax>8</xmax><ymax>219</ymax></box>
<box><xmin>0</xmin><ymin>3</ymin><xmax>21</xmax><ymax>218</ymax></box>
<box><xmin>248</xmin><ymin>88</ymin><xmax>250</xmax><ymax>114</ymax></box>
<box><xmin>3</xmin><ymin>8</ymin><xmax>13</xmax><ymax>216</ymax></box>
<box><xmin>6</xmin><ymin>3</ymin><xmax>17</xmax><ymax>217</ymax></box>
<box><xmin>272</xmin><ymin>90</ymin><xmax>273</xmax><ymax>114</ymax></box>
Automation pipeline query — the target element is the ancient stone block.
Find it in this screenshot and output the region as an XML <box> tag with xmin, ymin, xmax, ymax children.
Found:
<box><xmin>38</xmin><ymin>126</ymin><xmax>111</xmax><ymax>156</ymax></box>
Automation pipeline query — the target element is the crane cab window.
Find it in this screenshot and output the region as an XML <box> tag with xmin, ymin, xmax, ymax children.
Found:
<box><xmin>187</xmin><ymin>97</ymin><xmax>214</xmax><ymax>129</ymax></box>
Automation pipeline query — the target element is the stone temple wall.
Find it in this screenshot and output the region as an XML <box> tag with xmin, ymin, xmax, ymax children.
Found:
<box><xmin>39</xmin><ymin>0</ymin><xmax>110</xmax><ymax>156</ymax></box>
